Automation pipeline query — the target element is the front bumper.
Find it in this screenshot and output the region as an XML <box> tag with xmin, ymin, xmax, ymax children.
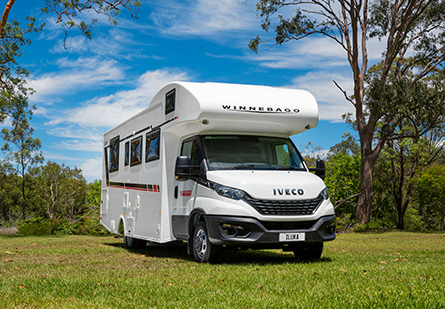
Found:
<box><xmin>206</xmin><ymin>215</ymin><xmax>336</xmax><ymax>247</ymax></box>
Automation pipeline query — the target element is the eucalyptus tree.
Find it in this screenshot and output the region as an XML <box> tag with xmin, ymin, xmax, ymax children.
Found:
<box><xmin>250</xmin><ymin>0</ymin><xmax>445</xmax><ymax>224</ymax></box>
<box><xmin>31</xmin><ymin>161</ymin><xmax>87</xmax><ymax>221</ymax></box>
<box><xmin>1</xmin><ymin>95</ymin><xmax>43</xmax><ymax>220</ymax></box>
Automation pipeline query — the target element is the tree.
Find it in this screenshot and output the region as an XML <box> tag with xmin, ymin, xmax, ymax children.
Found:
<box><xmin>415</xmin><ymin>164</ymin><xmax>445</xmax><ymax>230</ymax></box>
<box><xmin>327</xmin><ymin>132</ymin><xmax>360</xmax><ymax>159</ymax></box>
<box><xmin>251</xmin><ymin>0</ymin><xmax>445</xmax><ymax>224</ymax></box>
<box><xmin>1</xmin><ymin>95</ymin><xmax>43</xmax><ymax>220</ymax></box>
<box><xmin>366</xmin><ymin>59</ymin><xmax>444</xmax><ymax>229</ymax></box>
<box><xmin>325</xmin><ymin>153</ymin><xmax>361</xmax><ymax>213</ymax></box>
<box><xmin>30</xmin><ymin>161</ymin><xmax>87</xmax><ymax>221</ymax></box>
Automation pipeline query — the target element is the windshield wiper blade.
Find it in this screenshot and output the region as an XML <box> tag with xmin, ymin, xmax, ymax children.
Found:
<box><xmin>275</xmin><ymin>166</ymin><xmax>305</xmax><ymax>171</ymax></box>
<box><xmin>231</xmin><ymin>164</ymin><xmax>259</xmax><ymax>170</ymax></box>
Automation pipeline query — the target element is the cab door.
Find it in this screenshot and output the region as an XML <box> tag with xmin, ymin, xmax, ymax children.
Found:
<box><xmin>172</xmin><ymin>137</ymin><xmax>202</xmax><ymax>238</ymax></box>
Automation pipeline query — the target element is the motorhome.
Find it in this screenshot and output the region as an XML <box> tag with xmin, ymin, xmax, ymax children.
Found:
<box><xmin>101</xmin><ymin>82</ymin><xmax>336</xmax><ymax>263</ymax></box>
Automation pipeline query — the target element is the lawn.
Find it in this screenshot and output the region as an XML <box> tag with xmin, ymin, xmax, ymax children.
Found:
<box><xmin>1</xmin><ymin>232</ymin><xmax>444</xmax><ymax>308</ymax></box>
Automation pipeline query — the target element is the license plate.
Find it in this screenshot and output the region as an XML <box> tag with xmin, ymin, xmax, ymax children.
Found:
<box><xmin>279</xmin><ymin>232</ymin><xmax>305</xmax><ymax>242</ymax></box>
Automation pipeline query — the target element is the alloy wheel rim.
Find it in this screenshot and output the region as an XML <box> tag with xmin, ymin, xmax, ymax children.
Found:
<box><xmin>194</xmin><ymin>229</ymin><xmax>207</xmax><ymax>259</ymax></box>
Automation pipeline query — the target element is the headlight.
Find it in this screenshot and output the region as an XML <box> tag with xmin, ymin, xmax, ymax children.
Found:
<box><xmin>210</xmin><ymin>182</ymin><xmax>246</xmax><ymax>200</ymax></box>
<box><xmin>320</xmin><ymin>187</ymin><xmax>329</xmax><ymax>200</ymax></box>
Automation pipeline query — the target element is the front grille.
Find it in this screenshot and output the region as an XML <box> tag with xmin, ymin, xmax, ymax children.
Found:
<box><xmin>243</xmin><ymin>194</ymin><xmax>323</xmax><ymax>216</ymax></box>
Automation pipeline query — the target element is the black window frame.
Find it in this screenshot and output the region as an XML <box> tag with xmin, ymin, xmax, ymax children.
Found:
<box><xmin>165</xmin><ymin>88</ymin><xmax>176</xmax><ymax>115</ymax></box>
<box><xmin>130</xmin><ymin>135</ymin><xmax>143</xmax><ymax>166</ymax></box>
<box><xmin>146</xmin><ymin>128</ymin><xmax>161</xmax><ymax>163</ymax></box>
<box><xmin>124</xmin><ymin>141</ymin><xmax>130</xmax><ymax>166</ymax></box>
<box><xmin>109</xmin><ymin>135</ymin><xmax>120</xmax><ymax>173</ymax></box>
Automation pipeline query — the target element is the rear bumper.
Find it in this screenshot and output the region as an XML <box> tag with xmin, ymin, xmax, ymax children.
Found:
<box><xmin>206</xmin><ymin>215</ymin><xmax>336</xmax><ymax>247</ymax></box>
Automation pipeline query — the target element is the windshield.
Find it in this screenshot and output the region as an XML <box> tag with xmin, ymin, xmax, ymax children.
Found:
<box><xmin>201</xmin><ymin>135</ymin><xmax>306</xmax><ymax>171</ymax></box>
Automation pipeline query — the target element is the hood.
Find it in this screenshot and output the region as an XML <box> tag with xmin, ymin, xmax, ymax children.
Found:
<box><xmin>207</xmin><ymin>170</ymin><xmax>326</xmax><ymax>200</ymax></box>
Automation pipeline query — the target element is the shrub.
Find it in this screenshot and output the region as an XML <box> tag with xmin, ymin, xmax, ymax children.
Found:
<box><xmin>18</xmin><ymin>217</ymin><xmax>52</xmax><ymax>236</ymax></box>
<box><xmin>74</xmin><ymin>210</ymin><xmax>109</xmax><ymax>235</ymax></box>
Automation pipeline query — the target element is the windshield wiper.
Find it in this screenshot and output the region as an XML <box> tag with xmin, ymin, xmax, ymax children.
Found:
<box><xmin>231</xmin><ymin>164</ymin><xmax>262</xmax><ymax>170</ymax></box>
<box><xmin>275</xmin><ymin>166</ymin><xmax>305</xmax><ymax>171</ymax></box>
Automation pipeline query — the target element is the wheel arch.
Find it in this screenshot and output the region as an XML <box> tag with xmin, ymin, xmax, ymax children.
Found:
<box><xmin>188</xmin><ymin>208</ymin><xmax>207</xmax><ymax>236</ymax></box>
<box><xmin>186</xmin><ymin>208</ymin><xmax>207</xmax><ymax>256</ymax></box>
<box><xmin>118</xmin><ymin>216</ymin><xmax>126</xmax><ymax>236</ymax></box>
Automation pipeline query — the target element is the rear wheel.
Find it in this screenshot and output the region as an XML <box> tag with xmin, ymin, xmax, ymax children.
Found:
<box><xmin>123</xmin><ymin>236</ymin><xmax>145</xmax><ymax>249</ymax></box>
<box><xmin>193</xmin><ymin>222</ymin><xmax>221</xmax><ymax>263</ymax></box>
<box><xmin>293</xmin><ymin>243</ymin><xmax>323</xmax><ymax>260</ymax></box>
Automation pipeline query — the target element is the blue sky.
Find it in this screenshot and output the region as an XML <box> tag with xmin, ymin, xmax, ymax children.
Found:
<box><xmin>6</xmin><ymin>0</ymin><xmax>381</xmax><ymax>181</ymax></box>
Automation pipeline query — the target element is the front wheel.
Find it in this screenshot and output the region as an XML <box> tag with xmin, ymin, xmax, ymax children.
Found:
<box><xmin>193</xmin><ymin>222</ymin><xmax>221</xmax><ymax>263</ymax></box>
<box><xmin>293</xmin><ymin>242</ymin><xmax>323</xmax><ymax>260</ymax></box>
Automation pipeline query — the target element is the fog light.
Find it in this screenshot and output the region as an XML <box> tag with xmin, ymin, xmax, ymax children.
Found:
<box><xmin>219</xmin><ymin>224</ymin><xmax>251</xmax><ymax>238</ymax></box>
<box><xmin>325</xmin><ymin>222</ymin><xmax>336</xmax><ymax>235</ymax></box>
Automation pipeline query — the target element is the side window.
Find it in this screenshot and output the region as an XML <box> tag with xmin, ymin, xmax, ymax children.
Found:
<box><xmin>109</xmin><ymin>136</ymin><xmax>120</xmax><ymax>172</ymax></box>
<box><xmin>146</xmin><ymin>129</ymin><xmax>160</xmax><ymax>163</ymax></box>
<box><xmin>124</xmin><ymin>141</ymin><xmax>130</xmax><ymax>166</ymax></box>
<box><xmin>181</xmin><ymin>138</ymin><xmax>201</xmax><ymax>165</ymax></box>
<box><xmin>130</xmin><ymin>136</ymin><xmax>143</xmax><ymax>166</ymax></box>
<box><xmin>165</xmin><ymin>89</ymin><xmax>176</xmax><ymax>115</ymax></box>
<box><xmin>275</xmin><ymin>144</ymin><xmax>290</xmax><ymax>166</ymax></box>
<box><xmin>190</xmin><ymin>140</ymin><xmax>200</xmax><ymax>165</ymax></box>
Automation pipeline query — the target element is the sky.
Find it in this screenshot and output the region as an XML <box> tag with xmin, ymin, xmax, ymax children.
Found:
<box><xmin>4</xmin><ymin>0</ymin><xmax>383</xmax><ymax>182</ymax></box>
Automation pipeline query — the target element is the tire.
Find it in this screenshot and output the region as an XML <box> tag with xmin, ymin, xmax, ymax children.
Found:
<box><xmin>293</xmin><ymin>242</ymin><xmax>323</xmax><ymax>260</ymax></box>
<box><xmin>192</xmin><ymin>222</ymin><xmax>221</xmax><ymax>263</ymax></box>
<box><xmin>123</xmin><ymin>235</ymin><xmax>145</xmax><ymax>249</ymax></box>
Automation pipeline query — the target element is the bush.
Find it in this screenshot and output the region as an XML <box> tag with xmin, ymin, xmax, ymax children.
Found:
<box><xmin>352</xmin><ymin>218</ymin><xmax>393</xmax><ymax>232</ymax></box>
<box><xmin>18</xmin><ymin>217</ymin><xmax>78</xmax><ymax>236</ymax></box>
<box><xmin>18</xmin><ymin>217</ymin><xmax>52</xmax><ymax>235</ymax></box>
<box><xmin>336</xmin><ymin>213</ymin><xmax>353</xmax><ymax>233</ymax></box>
<box><xmin>74</xmin><ymin>211</ymin><xmax>109</xmax><ymax>235</ymax></box>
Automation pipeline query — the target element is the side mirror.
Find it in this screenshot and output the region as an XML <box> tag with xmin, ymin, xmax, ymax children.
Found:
<box><xmin>309</xmin><ymin>159</ymin><xmax>326</xmax><ymax>180</ymax></box>
<box><xmin>175</xmin><ymin>156</ymin><xmax>199</xmax><ymax>181</ymax></box>
<box><xmin>315</xmin><ymin>159</ymin><xmax>325</xmax><ymax>179</ymax></box>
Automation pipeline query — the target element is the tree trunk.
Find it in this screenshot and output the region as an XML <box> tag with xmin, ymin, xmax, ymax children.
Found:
<box><xmin>356</xmin><ymin>153</ymin><xmax>375</xmax><ymax>224</ymax></box>
<box><xmin>396</xmin><ymin>206</ymin><xmax>405</xmax><ymax>230</ymax></box>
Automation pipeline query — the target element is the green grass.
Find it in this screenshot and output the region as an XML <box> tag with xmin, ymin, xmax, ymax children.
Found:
<box><xmin>1</xmin><ymin>232</ymin><xmax>444</xmax><ymax>308</ymax></box>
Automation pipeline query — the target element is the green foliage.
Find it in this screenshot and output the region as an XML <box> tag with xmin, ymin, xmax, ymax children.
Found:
<box><xmin>17</xmin><ymin>213</ymin><xmax>108</xmax><ymax>236</ymax></box>
<box><xmin>325</xmin><ymin>153</ymin><xmax>361</xmax><ymax>216</ymax></box>
<box><xmin>17</xmin><ymin>217</ymin><xmax>52</xmax><ymax>235</ymax></box>
<box><xmin>299</xmin><ymin>141</ymin><xmax>323</xmax><ymax>168</ymax></box>
<box><xmin>74</xmin><ymin>209</ymin><xmax>109</xmax><ymax>235</ymax></box>
<box><xmin>365</xmin><ymin>60</ymin><xmax>445</xmax><ymax>143</ymax></box>
<box><xmin>250</xmin><ymin>1</ymin><xmax>331</xmax><ymax>52</ymax></box>
<box><xmin>30</xmin><ymin>161</ymin><xmax>87</xmax><ymax>220</ymax></box>
<box><xmin>41</xmin><ymin>0</ymin><xmax>141</xmax><ymax>45</ymax></box>
<box><xmin>327</xmin><ymin>133</ymin><xmax>360</xmax><ymax>159</ymax></box>
<box><xmin>415</xmin><ymin>164</ymin><xmax>445</xmax><ymax>230</ymax></box>
<box><xmin>335</xmin><ymin>213</ymin><xmax>353</xmax><ymax>232</ymax></box>
<box><xmin>1</xmin><ymin>96</ymin><xmax>43</xmax><ymax>220</ymax></box>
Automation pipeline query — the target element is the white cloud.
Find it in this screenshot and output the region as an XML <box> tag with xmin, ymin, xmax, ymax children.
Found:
<box><xmin>28</xmin><ymin>58</ymin><xmax>124</xmax><ymax>102</ymax></box>
<box><xmin>150</xmin><ymin>0</ymin><xmax>258</xmax><ymax>37</ymax></box>
<box><xmin>45</xmin><ymin>69</ymin><xmax>190</xmax><ymax>129</ymax></box>
<box><xmin>80</xmin><ymin>157</ymin><xmax>102</xmax><ymax>181</ymax></box>
<box><xmin>289</xmin><ymin>71</ymin><xmax>355</xmax><ymax>122</ymax></box>
<box><xmin>42</xmin><ymin>152</ymin><xmax>84</xmax><ymax>162</ymax></box>
<box><xmin>59</xmin><ymin>139</ymin><xmax>102</xmax><ymax>152</ymax></box>
<box><xmin>50</xmin><ymin>28</ymin><xmax>151</xmax><ymax>60</ymax></box>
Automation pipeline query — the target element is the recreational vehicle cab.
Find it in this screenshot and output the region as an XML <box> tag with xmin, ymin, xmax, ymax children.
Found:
<box><xmin>101</xmin><ymin>82</ymin><xmax>336</xmax><ymax>263</ymax></box>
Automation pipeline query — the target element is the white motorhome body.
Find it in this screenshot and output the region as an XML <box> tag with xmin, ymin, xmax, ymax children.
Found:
<box><xmin>101</xmin><ymin>82</ymin><xmax>336</xmax><ymax>262</ymax></box>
